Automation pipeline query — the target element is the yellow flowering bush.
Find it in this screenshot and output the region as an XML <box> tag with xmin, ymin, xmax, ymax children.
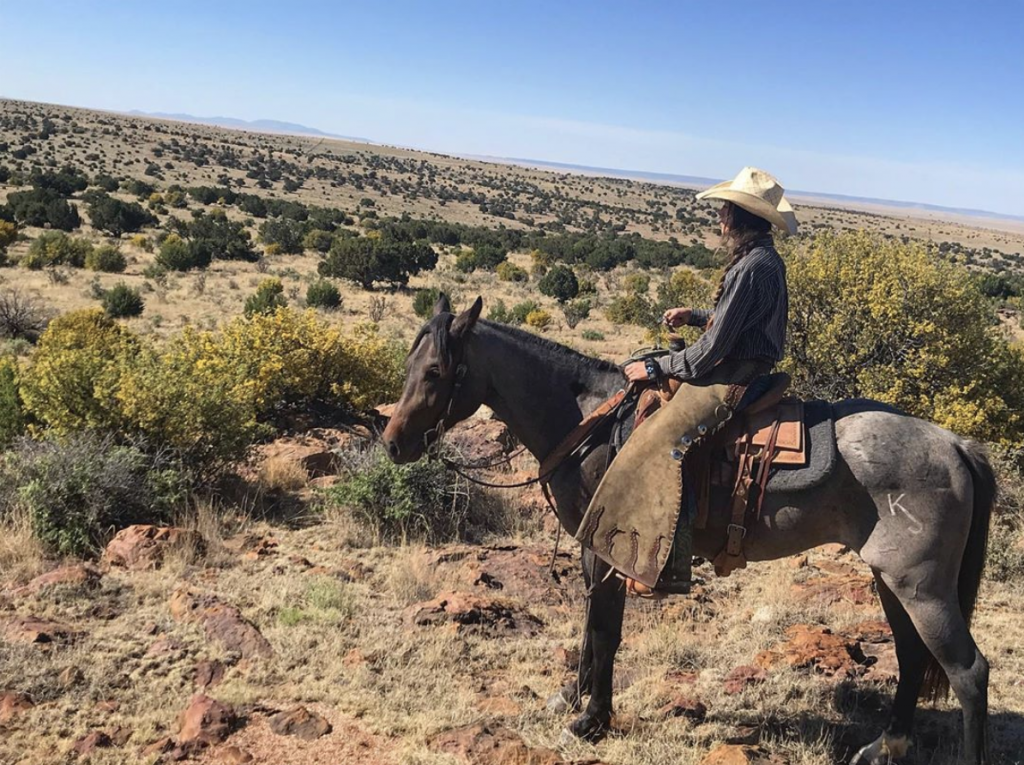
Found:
<box><xmin>525</xmin><ymin>309</ymin><xmax>552</xmax><ymax>330</ymax></box>
<box><xmin>17</xmin><ymin>307</ymin><xmax>404</xmax><ymax>470</ymax></box>
<box><xmin>19</xmin><ymin>309</ymin><xmax>139</xmax><ymax>433</ymax></box>
<box><xmin>780</xmin><ymin>230</ymin><xmax>1024</xmax><ymax>444</ymax></box>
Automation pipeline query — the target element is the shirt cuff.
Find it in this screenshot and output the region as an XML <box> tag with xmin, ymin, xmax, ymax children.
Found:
<box><xmin>689</xmin><ymin>308</ymin><xmax>711</xmax><ymax>327</ymax></box>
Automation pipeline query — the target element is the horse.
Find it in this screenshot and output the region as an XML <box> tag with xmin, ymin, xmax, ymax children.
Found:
<box><xmin>382</xmin><ymin>295</ymin><xmax>994</xmax><ymax>765</ymax></box>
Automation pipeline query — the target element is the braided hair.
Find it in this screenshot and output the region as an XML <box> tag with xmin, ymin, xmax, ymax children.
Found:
<box><xmin>710</xmin><ymin>202</ymin><xmax>773</xmax><ymax>306</ymax></box>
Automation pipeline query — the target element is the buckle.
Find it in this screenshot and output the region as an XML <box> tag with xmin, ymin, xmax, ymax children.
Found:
<box><xmin>727</xmin><ymin>523</ymin><xmax>747</xmax><ymax>539</ymax></box>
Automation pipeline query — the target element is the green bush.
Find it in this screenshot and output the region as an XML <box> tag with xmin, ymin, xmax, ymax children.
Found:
<box><xmin>496</xmin><ymin>261</ymin><xmax>528</xmax><ymax>282</ymax></box>
<box><xmin>85</xmin><ymin>244</ymin><xmax>127</xmax><ymax>273</ymax></box>
<box><xmin>510</xmin><ymin>300</ymin><xmax>540</xmax><ymax>325</ymax></box>
<box><xmin>325</xmin><ymin>445</ymin><xmax>470</xmax><ymax>543</ymax></box>
<box><xmin>319</xmin><ymin>236</ymin><xmax>437</xmax><ymax>289</ymax></box>
<box><xmin>581</xmin><ymin>329</ymin><xmax>605</xmax><ymax>341</ymax></box>
<box><xmin>303</xmin><ymin>228</ymin><xmax>334</xmax><ymax>254</ymax></box>
<box><xmin>244</xmin><ymin>278</ymin><xmax>287</xmax><ymax>316</ymax></box>
<box><xmin>86</xmin><ymin>193</ymin><xmax>157</xmax><ymax>236</ymax></box>
<box><xmin>0</xmin><ymin>357</ymin><xmax>24</xmax><ymax>448</ymax></box>
<box><xmin>156</xmin><ymin>233</ymin><xmax>209</xmax><ymax>271</ymax></box>
<box><xmin>538</xmin><ymin>264</ymin><xmax>580</xmax><ymax>302</ymax></box>
<box><xmin>605</xmin><ymin>291</ymin><xmax>656</xmax><ymax>326</ymax></box>
<box><xmin>561</xmin><ymin>298</ymin><xmax>591</xmax><ymax>329</ymax></box>
<box><xmin>0</xmin><ymin>433</ymin><xmax>186</xmax><ymax>556</ymax></box>
<box><xmin>305</xmin><ymin>279</ymin><xmax>341</xmax><ymax>310</ymax></box>
<box><xmin>413</xmin><ymin>287</ymin><xmax>444</xmax><ymax>319</ymax></box>
<box><xmin>22</xmin><ymin>232</ymin><xmax>93</xmax><ymax>270</ymax></box>
<box><xmin>101</xmin><ymin>283</ymin><xmax>145</xmax><ymax>318</ymax></box>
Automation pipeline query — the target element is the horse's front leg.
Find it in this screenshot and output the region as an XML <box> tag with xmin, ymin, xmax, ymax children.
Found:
<box><xmin>567</xmin><ymin>556</ymin><xmax>625</xmax><ymax>742</ymax></box>
<box><xmin>547</xmin><ymin>552</ymin><xmax>597</xmax><ymax>714</ymax></box>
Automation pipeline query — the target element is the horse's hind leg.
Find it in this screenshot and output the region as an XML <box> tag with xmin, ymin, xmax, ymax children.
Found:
<box><xmin>879</xmin><ymin>571</ymin><xmax>989</xmax><ymax>765</ymax></box>
<box><xmin>852</xmin><ymin>572</ymin><xmax>930</xmax><ymax>764</ymax></box>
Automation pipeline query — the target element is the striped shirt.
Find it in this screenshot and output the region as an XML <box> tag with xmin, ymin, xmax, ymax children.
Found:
<box><xmin>659</xmin><ymin>237</ymin><xmax>788</xmax><ymax>380</ymax></box>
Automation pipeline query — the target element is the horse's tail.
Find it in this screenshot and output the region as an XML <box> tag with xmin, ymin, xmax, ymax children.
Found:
<box><xmin>921</xmin><ymin>438</ymin><xmax>996</xmax><ymax>701</ymax></box>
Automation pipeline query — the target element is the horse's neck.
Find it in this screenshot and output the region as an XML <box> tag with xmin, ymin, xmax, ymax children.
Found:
<box><xmin>472</xmin><ymin>326</ymin><xmax>623</xmax><ymax>461</ymax></box>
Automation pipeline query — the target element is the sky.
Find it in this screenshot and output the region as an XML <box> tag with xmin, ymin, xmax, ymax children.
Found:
<box><xmin>1</xmin><ymin>1</ymin><xmax>1022</xmax><ymax>215</ymax></box>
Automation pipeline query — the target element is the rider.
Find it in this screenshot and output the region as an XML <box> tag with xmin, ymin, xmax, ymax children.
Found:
<box><xmin>625</xmin><ymin>166</ymin><xmax>795</xmax><ymax>386</ymax></box>
<box><xmin>577</xmin><ymin>166</ymin><xmax>797</xmax><ymax>592</ymax></box>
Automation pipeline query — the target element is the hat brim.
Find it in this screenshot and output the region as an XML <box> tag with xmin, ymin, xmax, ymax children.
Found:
<box><xmin>697</xmin><ymin>185</ymin><xmax>796</xmax><ymax>234</ymax></box>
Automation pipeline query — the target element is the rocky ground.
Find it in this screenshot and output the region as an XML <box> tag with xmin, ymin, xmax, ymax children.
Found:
<box><xmin>2</xmin><ymin>420</ymin><xmax>1023</xmax><ymax>765</ymax></box>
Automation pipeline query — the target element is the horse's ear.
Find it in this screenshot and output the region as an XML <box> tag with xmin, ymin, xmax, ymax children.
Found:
<box><xmin>451</xmin><ymin>296</ymin><xmax>483</xmax><ymax>341</ymax></box>
<box><xmin>433</xmin><ymin>292</ymin><xmax>452</xmax><ymax>316</ymax></box>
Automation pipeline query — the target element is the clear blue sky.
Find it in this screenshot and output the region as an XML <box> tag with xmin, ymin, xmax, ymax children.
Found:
<box><xmin>2</xmin><ymin>1</ymin><xmax>1022</xmax><ymax>215</ymax></box>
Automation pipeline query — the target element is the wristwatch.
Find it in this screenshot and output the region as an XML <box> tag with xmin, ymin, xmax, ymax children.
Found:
<box><xmin>644</xmin><ymin>358</ymin><xmax>661</xmax><ymax>381</ymax></box>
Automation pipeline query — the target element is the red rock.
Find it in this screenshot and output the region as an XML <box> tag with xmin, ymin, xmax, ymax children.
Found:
<box><xmin>94</xmin><ymin>700</ymin><xmax>120</xmax><ymax>713</ymax></box>
<box><xmin>552</xmin><ymin>645</ymin><xmax>580</xmax><ymax>670</ymax></box>
<box><xmin>59</xmin><ymin>666</ymin><xmax>84</xmax><ymax>689</ymax></box>
<box><xmin>170</xmin><ymin>588</ymin><xmax>272</xmax><ymax>659</ymax></box>
<box><xmin>268</xmin><ymin>706</ymin><xmax>332</xmax><ymax>740</ymax></box>
<box><xmin>1</xmin><ymin>615</ymin><xmax>79</xmax><ymax>645</ymax></box>
<box><xmin>431</xmin><ymin>722</ymin><xmax>563</xmax><ymax>764</ymax></box>
<box><xmin>0</xmin><ymin>692</ymin><xmax>34</xmax><ymax>723</ymax></box>
<box><xmin>791</xmin><ymin>570</ymin><xmax>875</xmax><ymax>606</ymax></box>
<box><xmin>755</xmin><ymin>625</ymin><xmax>864</xmax><ymax>679</ymax></box>
<box><xmin>860</xmin><ymin>642</ymin><xmax>899</xmax><ymax>684</ymax></box>
<box><xmin>10</xmin><ymin>564</ymin><xmax>101</xmax><ymax>597</ymax></box>
<box><xmin>657</xmin><ymin>695</ymin><xmax>707</xmax><ymax>723</ymax></box>
<box><xmin>406</xmin><ymin>591</ymin><xmax>542</xmax><ymax>635</ymax></box>
<box><xmin>701</xmin><ymin>744</ymin><xmax>774</xmax><ymax>765</ymax></box>
<box><xmin>256</xmin><ymin>435</ymin><xmax>339</xmax><ymax>477</ymax></box>
<box><xmin>104</xmin><ymin>525</ymin><xmax>194</xmax><ymax>570</ymax></box>
<box><xmin>288</xmin><ymin>556</ymin><xmax>313</xmax><ymax>569</ymax></box>
<box><xmin>375</xmin><ymin>403</ymin><xmax>398</xmax><ymax>419</ymax></box>
<box><xmin>447</xmin><ymin>417</ymin><xmax>515</xmax><ymax>465</ymax></box>
<box><xmin>147</xmin><ymin>636</ymin><xmax>187</xmax><ymax>656</ymax></box>
<box><xmin>110</xmin><ymin>725</ymin><xmax>133</xmax><ymax>746</ymax></box>
<box><xmin>72</xmin><ymin>730</ymin><xmax>112</xmax><ymax>756</ymax></box>
<box><xmin>141</xmin><ymin>737</ymin><xmax>174</xmax><ymax>757</ymax></box>
<box><xmin>788</xmin><ymin>555</ymin><xmax>808</xmax><ymax>569</ymax></box>
<box><xmin>219</xmin><ymin>745</ymin><xmax>254</xmax><ymax>763</ymax></box>
<box><xmin>194</xmin><ymin>660</ymin><xmax>226</xmax><ymax>690</ymax></box>
<box><xmin>176</xmin><ymin>694</ymin><xmax>237</xmax><ymax>746</ymax></box>
<box><xmin>846</xmin><ymin>620</ymin><xmax>892</xmax><ymax>644</ymax></box>
<box><xmin>723</xmin><ymin>665</ymin><xmax>766</xmax><ymax>695</ymax></box>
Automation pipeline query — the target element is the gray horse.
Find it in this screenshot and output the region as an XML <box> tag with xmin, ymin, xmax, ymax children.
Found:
<box><xmin>382</xmin><ymin>296</ymin><xmax>994</xmax><ymax>764</ymax></box>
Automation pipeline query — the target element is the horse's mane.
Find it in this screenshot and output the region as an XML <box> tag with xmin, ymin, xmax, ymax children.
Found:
<box><xmin>477</xmin><ymin>319</ymin><xmax>621</xmax><ymax>374</ymax></box>
<box><xmin>409</xmin><ymin>314</ymin><xmax>620</xmax><ymax>376</ymax></box>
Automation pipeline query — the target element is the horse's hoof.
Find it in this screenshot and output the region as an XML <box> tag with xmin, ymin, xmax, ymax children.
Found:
<box><xmin>567</xmin><ymin>712</ymin><xmax>610</xmax><ymax>743</ymax></box>
<box><xmin>546</xmin><ymin>684</ymin><xmax>581</xmax><ymax>714</ymax></box>
<box><xmin>851</xmin><ymin>734</ymin><xmax>910</xmax><ymax>765</ymax></box>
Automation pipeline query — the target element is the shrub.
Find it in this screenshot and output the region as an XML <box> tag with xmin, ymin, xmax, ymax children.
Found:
<box><xmin>0</xmin><ymin>433</ymin><xmax>186</xmax><ymax>556</ymax></box>
<box><xmin>510</xmin><ymin>300</ymin><xmax>540</xmax><ymax>325</ymax></box>
<box><xmin>180</xmin><ymin>210</ymin><xmax>257</xmax><ymax>262</ymax></box>
<box><xmin>260</xmin><ymin>218</ymin><xmax>307</xmax><ymax>254</ymax></box>
<box><xmin>525</xmin><ymin>309</ymin><xmax>552</xmax><ymax>329</ymax></box>
<box><xmin>305</xmin><ymin>279</ymin><xmax>341</xmax><ymax>310</ymax></box>
<box><xmin>561</xmin><ymin>298</ymin><xmax>592</xmax><ymax>329</ymax></box>
<box><xmin>455</xmin><ymin>250</ymin><xmax>478</xmax><ymax>273</ymax></box>
<box><xmin>325</xmin><ymin>445</ymin><xmax>470</xmax><ymax>543</ymax></box>
<box><xmin>0</xmin><ymin>356</ymin><xmax>24</xmax><ymax>448</ymax></box>
<box><xmin>130</xmin><ymin>233</ymin><xmax>153</xmax><ymax>252</ymax></box>
<box><xmin>539</xmin><ymin>264</ymin><xmax>580</xmax><ymax>302</ymax></box>
<box><xmin>102</xmin><ymin>283</ymin><xmax>145</xmax><ymax>318</ymax></box>
<box><xmin>22</xmin><ymin>231</ymin><xmax>93</xmax><ymax>270</ymax></box>
<box><xmin>413</xmin><ymin>288</ymin><xmax>446</xmax><ymax>319</ymax></box>
<box><xmin>0</xmin><ymin>288</ymin><xmax>49</xmax><ymax>342</ymax></box>
<box><xmin>581</xmin><ymin>329</ymin><xmax>605</xmax><ymax>341</ymax></box>
<box><xmin>605</xmin><ymin>291</ymin><xmax>656</xmax><ymax>326</ymax></box>
<box><xmin>0</xmin><ymin>220</ymin><xmax>17</xmax><ymax>253</ymax></box>
<box><xmin>496</xmin><ymin>260</ymin><xmax>528</xmax><ymax>282</ymax></box>
<box><xmin>244</xmin><ymin>278</ymin><xmax>287</xmax><ymax>317</ymax></box>
<box><xmin>19</xmin><ymin>309</ymin><xmax>140</xmax><ymax>433</ymax></box>
<box><xmin>781</xmin><ymin>230</ymin><xmax>1024</xmax><ymax>444</ymax></box>
<box><xmin>156</xmin><ymin>233</ymin><xmax>208</xmax><ymax>271</ymax></box>
<box><xmin>319</xmin><ymin>236</ymin><xmax>437</xmax><ymax>289</ymax></box>
<box><xmin>3</xmin><ymin>188</ymin><xmax>81</xmax><ymax>230</ymax></box>
<box><xmin>303</xmin><ymin>228</ymin><xmax>334</xmax><ymax>254</ymax></box>
<box><xmin>86</xmin><ymin>193</ymin><xmax>157</xmax><ymax>236</ymax></box>
<box><xmin>85</xmin><ymin>244</ymin><xmax>127</xmax><ymax>273</ymax></box>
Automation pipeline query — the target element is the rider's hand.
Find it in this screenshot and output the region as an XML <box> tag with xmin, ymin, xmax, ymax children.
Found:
<box><xmin>623</xmin><ymin>361</ymin><xmax>650</xmax><ymax>383</ymax></box>
<box><xmin>662</xmin><ymin>307</ymin><xmax>691</xmax><ymax>328</ymax></box>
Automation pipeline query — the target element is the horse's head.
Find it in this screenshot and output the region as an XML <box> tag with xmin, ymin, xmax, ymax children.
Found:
<box><xmin>383</xmin><ymin>294</ymin><xmax>485</xmax><ymax>464</ymax></box>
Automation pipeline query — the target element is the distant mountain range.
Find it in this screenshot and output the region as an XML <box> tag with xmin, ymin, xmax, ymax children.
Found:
<box><xmin>126</xmin><ymin>110</ymin><xmax>373</xmax><ymax>144</ymax></box>
<box><xmin>491</xmin><ymin>158</ymin><xmax>1024</xmax><ymax>224</ymax></box>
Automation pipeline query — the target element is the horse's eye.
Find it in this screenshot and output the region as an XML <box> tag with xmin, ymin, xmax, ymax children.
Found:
<box><xmin>427</xmin><ymin>366</ymin><xmax>442</xmax><ymax>380</ymax></box>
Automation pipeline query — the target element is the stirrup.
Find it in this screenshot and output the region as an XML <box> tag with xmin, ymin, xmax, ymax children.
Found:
<box><xmin>621</xmin><ymin>576</ymin><xmax>692</xmax><ymax>599</ymax></box>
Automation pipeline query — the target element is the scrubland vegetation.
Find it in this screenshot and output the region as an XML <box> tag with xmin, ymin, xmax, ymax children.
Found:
<box><xmin>1</xmin><ymin>99</ymin><xmax>1023</xmax><ymax>765</ymax></box>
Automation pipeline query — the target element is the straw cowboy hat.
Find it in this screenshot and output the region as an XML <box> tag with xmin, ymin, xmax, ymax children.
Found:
<box><xmin>697</xmin><ymin>167</ymin><xmax>798</xmax><ymax>235</ymax></box>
